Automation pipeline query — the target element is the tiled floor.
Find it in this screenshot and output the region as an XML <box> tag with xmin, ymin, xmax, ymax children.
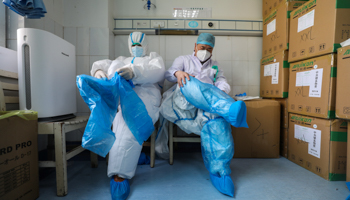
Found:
<box><xmin>38</xmin><ymin>153</ymin><xmax>348</xmax><ymax>200</ymax></box>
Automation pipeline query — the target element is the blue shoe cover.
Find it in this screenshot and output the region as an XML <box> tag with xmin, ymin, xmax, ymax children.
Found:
<box><xmin>138</xmin><ymin>152</ymin><xmax>150</xmax><ymax>165</ymax></box>
<box><xmin>209</xmin><ymin>174</ymin><xmax>234</xmax><ymax>197</ymax></box>
<box><xmin>110</xmin><ymin>178</ymin><xmax>130</xmax><ymax>200</ymax></box>
<box><xmin>347</xmin><ymin>194</ymin><xmax>350</xmax><ymax>200</ymax></box>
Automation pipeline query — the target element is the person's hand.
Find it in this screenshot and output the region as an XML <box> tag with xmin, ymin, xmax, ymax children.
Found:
<box><xmin>116</xmin><ymin>66</ymin><xmax>134</xmax><ymax>80</ymax></box>
<box><xmin>94</xmin><ymin>70</ymin><xmax>107</xmax><ymax>79</ymax></box>
<box><xmin>174</xmin><ymin>71</ymin><xmax>194</xmax><ymax>87</ymax></box>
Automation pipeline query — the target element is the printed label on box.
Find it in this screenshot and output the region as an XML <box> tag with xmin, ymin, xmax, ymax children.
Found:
<box><xmin>0</xmin><ymin>162</ymin><xmax>31</xmax><ymax>198</ymax></box>
<box><xmin>295</xmin><ymin>69</ymin><xmax>323</xmax><ymax>98</ymax></box>
<box><xmin>309</xmin><ymin>69</ymin><xmax>323</xmax><ymax>98</ymax></box>
<box><xmin>296</xmin><ymin>71</ymin><xmax>312</xmax><ymax>86</ymax></box>
<box><xmin>298</xmin><ymin>10</ymin><xmax>315</xmax><ymax>33</ymax></box>
<box><xmin>267</xmin><ymin>19</ymin><xmax>276</xmax><ymax>36</ymax></box>
<box><xmin>264</xmin><ymin>64</ymin><xmax>272</xmax><ymax>76</ymax></box>
<box><xmin>294</xmin><ymin>124</ymin><xmax>321</xmax><ymax>158</ymax></box>
<box><xmin>271</xmin><ymin>63</ymin><xmax>279</xmax><ymax>84</ymax></box>
<box><xmin>264</xmin><ymin>62</ymin><xmax>279</xmax><ymax>82</ymax></box>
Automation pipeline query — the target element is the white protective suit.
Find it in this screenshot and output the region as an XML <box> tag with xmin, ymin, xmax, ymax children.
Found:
<box><xmin>155</xmin><ymin>52</ymin><xmax>231</xmax><ymax>159</ymax></box>
<box><xmin>90</xmin><ymin>32</ymin><xmax>165</xmax><ymax>179</ymax></box>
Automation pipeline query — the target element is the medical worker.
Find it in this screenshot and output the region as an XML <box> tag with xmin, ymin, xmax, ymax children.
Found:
<box><xmin>163</xmin><ymin>33</ymin><xmax>235</xmax><ymax>197</ymax></box>
<box><xmin>91</xmin><ymin>32</ymin><xmax>165</xmax><ymax>200</ymax></box>
<box><xmin>165</xmin><ymin>33</ymin><xmax>230</xmax><ymax>93</ymax></box>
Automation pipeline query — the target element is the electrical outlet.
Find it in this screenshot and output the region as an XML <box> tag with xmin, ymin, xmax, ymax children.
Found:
<box><xmin>167</xmin><ymin>20</ymin><xmax>184</xmax><ymax>29</ymax></box>
<box><xmin>133</xmin><ymin>20</ymin><xmax>150</xmax><ymax>28</ymax></box>
<box><xmin>202</xmin><ymin>21</ymin><xmax>218</xmax><ymax>29</ymax></box>
<box><xmin>152</xmin><ymin>20</ymin><xmax>166</xmax><ymax>28</ymax></box>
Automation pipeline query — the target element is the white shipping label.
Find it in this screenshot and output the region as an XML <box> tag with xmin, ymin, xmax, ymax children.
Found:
<box><xmin>267</xmin><ymin>19</ymin><xmax>276</xmax><ymax>36</ymax></box>
<box><xmin>295</xmin><ymin>71</ymin><xmax>312</xmax><ymax>87</ymax></box>
<box><xmin>302</xmin><ymin>71</ymin><xmax>313</xmax><ymax>86</ymax></box>
<box><xmin>298</xmin><ymin>10</ymin><xmax>315</xmax><ymax>33</ymax></box>
<box><xmin>309</xmin><ymin>68</ymin><xmax>323</xmax><ymax>97</ymax></box>
<box><xmin>264</xmin><ymin>65</ymin><xmax>271</xmax><ymax>76</ymax></box>
<box><xmin>308</xmin><ymin>129</ymin><xmax>321</xmax><ymax>158</ymax></box>
<box><xmin>294</xmin><ymin>124</ymin><xmax>321</xmax><ymax>158</ymax></box>
<box><xmin>294</xmin><ymin>124</ymin><xmax>312</xmax><ymax>141</ymax></box>
<box><xmin>295</xmin><ymin>72</ymin><xmax>304</xmax><ymax>86</ymax></box>
<box><xmin>271</xmin><ymin>63</ymin><xmax>279</xmax><ymax>84</ymax></box>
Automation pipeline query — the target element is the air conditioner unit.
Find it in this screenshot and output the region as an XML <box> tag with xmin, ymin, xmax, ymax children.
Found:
<box><xmin>17</xmin><ymin>28</ymin><xmax>76</xmax><ymax>121</ymax></box>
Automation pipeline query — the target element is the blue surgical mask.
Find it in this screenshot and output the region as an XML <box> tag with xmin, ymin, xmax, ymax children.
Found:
<box><xmin>131</xmin><ymin>46</ymin><xmax>143</xmax><ymax>57</ymax></box>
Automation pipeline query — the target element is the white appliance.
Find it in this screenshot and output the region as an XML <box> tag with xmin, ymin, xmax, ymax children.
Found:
<box><xmin>17</xmin><ymin>28</ymin><xmax>76</xmax><ymax>121</ymax></box>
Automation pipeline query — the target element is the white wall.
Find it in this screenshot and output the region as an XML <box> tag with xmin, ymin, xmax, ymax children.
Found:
<box><xmin>44</xmin><ymin>0</ymin><xmax>64</xmax><ymax>25</ymax></box>
<box><xmin>61</xmin><ymin>0</ymin><xmax>115</xmax><ymax>141</ymax></box>
<box><xmin>6</xmin><ymin>0</ymin><xmax>64</xmax><ymax>51</ymax></box>
<box><xmin>113</xmin><ymin>0</ymin><xmax>262</xmax><ymax>20</ymax></box>
<box><xmin>63</xmin><ymin>0</ymin><xmax>109</xmax><ymax>28</ymax></box>
<box><xmin>109</xmin><ymin>0</ymin><xmax>115</xmax><ymax>30</ymax></box>
<box><xmin>115</xmin><ymin>35</ymin><xmax>262</xmax><ymax>97</ymax></box>
<box><xmin>0</xmin><ymin>3</ymin><xmax>5</xmax><ymax>47</ymax></box>
<box><xmin>63</xmin><ymin>0</ymin><xmax>115</xmax><ymax>117</ymax></box>
<box><xmin>5</xmin><ymin>7</ymin><xmax>24</xmax><ymax>51</ymax></box>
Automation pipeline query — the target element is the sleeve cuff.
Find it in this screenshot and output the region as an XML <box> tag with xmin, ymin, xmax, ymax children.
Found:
<box><xmin>172</xmin><ymin>70</ymin><xmax>178</xmax><ymax>77</ymax></box>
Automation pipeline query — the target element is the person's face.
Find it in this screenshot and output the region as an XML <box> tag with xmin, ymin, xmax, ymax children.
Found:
<box><xmin>194</xmin><ymin>43</ymin><xmax>213</xmax><ymax>56</ymax></box>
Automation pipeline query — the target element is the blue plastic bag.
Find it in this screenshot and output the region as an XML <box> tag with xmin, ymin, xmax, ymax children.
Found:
<box><xmin>200</xmin><ymin>117</ymin><xmax>234</xmax><ymax>177</ymax></box>
<box><xmin>177</xmin><ymin>77</ymin><xmax>243</xmax><ymax>197</ymax></box>
<box><xmin>346</xmin><ymin>182</ymin><xmax>350</xmax><ymax>200</ymax></box>
<box><xmin>137</xmin><ymin>152</ymin><xmax>150</xmax><ymax>165</ymax></box>
<box><xmin>76</xmin><ymin>72</ymin><xmax>154</xmax><ymax>157</ymax></box>
<box><xmin>3</xmin><ymin>0</ymin><xmax>47</xmax><ymax>19</ymax></box>
<box><xmin>180</xmin><ymin>77</ymin><xmax>248</xmax><ymax>128</ymax></box>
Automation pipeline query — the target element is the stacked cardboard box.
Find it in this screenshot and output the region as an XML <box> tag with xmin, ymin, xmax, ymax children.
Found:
<box><xmin>288</xmin><ymin>113</ymin><xmax>347</xmax><ymax>181</ymax></box>
<box><xmin>260</xmin><ymin>51</ymin><xmax>289</xmax><ymax>98</ymax></box>
<box><xmin>348</xmin><ymin>122</ymin><xmax>350</xmax><ymax>182</ymax></box>
<box><xmin>262</xmin><ymin>0</ymin><xmax>308</xmax><ymax>19</ymax></box>
<box><xmin>287</xmin><ymin>0</ymin><xmax>350</xmax><ymax>181</ymax></box>
<box><xmin>337</xmin><ymin>46</ymin><xmax>350</xmax><ymax>182</ymax></box>
<box><xmin>337</xmin><ymin>44</ymin><xmax>350</xmax><ymax>183</ymax></box>
<box><xmin>261</xmin><ymin>1</ymin><xmax>304</xmax><ymax>157</ymax></box>
<box><xmin>288</xmin><ymin>0</ymin><xmax>350</xmax><ymax>63</ymax></box>
<box><xmin>262</xmin><ymin>1</ymin><xmax>305</xmax><ymax>58</ymax></box>
<box><xmin>273</xmin><ymin>98</ymin><xmax>289</xmax><ymax>158</ymax></box>
<box><xmin>336</xmin><ymin>46</ymin><xmax>350</xmax><ymax>120</ymax></box>
<box><xmin>232</xmin><ymin>99</ymin><xmax>280</xmax><ymax>158</ymax></box>
<box><xmin>288</xmin><ymin>54</ymin><xmax>336</xmax><ymax>119</ymax></box>
<box><xmin>0</xmin><ymin>111</ymin><xmax>39</xmax><ymax>200</ymax></box>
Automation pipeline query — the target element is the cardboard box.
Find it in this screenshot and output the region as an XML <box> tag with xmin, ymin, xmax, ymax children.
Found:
<box><xmin>288</xmin><ymin>54</ymin><xmax>336</xmax><ymax>119</ymax></box>
<box><xmin>347</xmin><ymin>121</ymin><xmax>350</xmax><ymax>182</ymax></box>
<box><xmin>288</xmin><ymin>113</ymin><xmax>347</xmax><ymax>181</ymax></box>
<box><xmin>263</xmin><ymin>0</ymin><xmax>308</xmax><ymax>19</ymax></box>
<box><xmin>260</xmin><ymin>51</ymin><xmax>289</xmax><ymax>98</ymax></box>
<box><xmin>288</xmin><ymin>0</ymin><xmax>350</xmax><ymax>62</ymax></box>
<box><xmin>336</xmin><ymin>46</ymin><xmax>350</xmax><ymax>119</ymax></box>
<box><xmin>0</xmin><ymin>111</ymin><xmax>39</xmax><ymax>200</ymax></box>
<box><xmin>273</xmin><ymin>98</ymin><xmax>289</xmax><ymax>128</ymax></box>
<box><xmin>281</xmin><ymin>128</ymin><xmax>288</xmax><ymax>158</ymax></box>
<box><xmin>263</xmin><ymin>1</ymin><xmax>305</xmax><ymax>57</ymax></box>
<box><xmin>232</xmin><ymin>99</ymin><xmax>280</xmax><ymax>158</ymax></box>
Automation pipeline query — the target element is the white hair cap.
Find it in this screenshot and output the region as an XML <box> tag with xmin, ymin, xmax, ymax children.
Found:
<box><xmin>128</xmin><ymin>32</ymin><xmax>148</xmax><ymax>57</ymax></box>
